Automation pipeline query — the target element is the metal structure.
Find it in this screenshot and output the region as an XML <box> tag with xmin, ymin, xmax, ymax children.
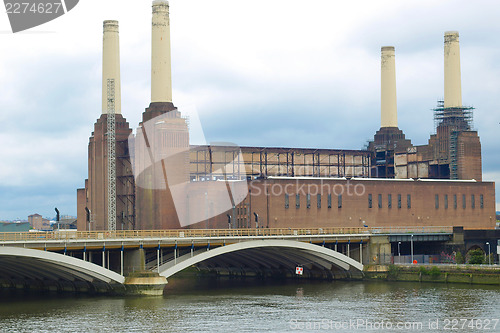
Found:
<box><xmin>106</xmin><ymin>79</ymin><xmax>116</xmax><ymax>231</ymax></box>
<box><xmin>190</xmin><ymin>146</ymin><xmax>371</xmax><ymax>181</ymax></box>
<box><xmin>433</xmin><ymin>100</ymin><xmax>474</xmax><ymax>132</ymax></box>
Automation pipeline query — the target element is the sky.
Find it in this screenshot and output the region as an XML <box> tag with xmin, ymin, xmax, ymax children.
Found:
<box><xmin>0</xmin><ymin>0</ymin><xmax>499</xmax><ymax>220</ymax></box>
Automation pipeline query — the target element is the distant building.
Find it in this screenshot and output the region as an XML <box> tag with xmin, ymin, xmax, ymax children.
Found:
<box><xmin>28</xmin><ymin>214</ymin><xmax>51</xmax><ymax>231</ymax></box>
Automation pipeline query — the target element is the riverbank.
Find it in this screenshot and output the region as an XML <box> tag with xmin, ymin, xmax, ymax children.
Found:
<box><xmin>364</xmin><ymin>264</ymin><xmax>500</xmax><ymax>285</ymax></box>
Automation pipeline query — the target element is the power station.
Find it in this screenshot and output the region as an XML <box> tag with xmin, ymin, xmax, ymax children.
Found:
<box><xmin>77</xmin><ymin>1</ymin><xmax>496</xmax><ymax>231</ymax></box>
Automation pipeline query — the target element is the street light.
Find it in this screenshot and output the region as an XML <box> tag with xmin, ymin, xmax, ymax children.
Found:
<box><xmin>486</xmin><ymin>242</ymin><xmax>491</xmax><ymax>265</ymax></box>
<box><xmin>411</xmin><ymin>235</ymin><xmax>414</xmax><ymax>264</ymax></box>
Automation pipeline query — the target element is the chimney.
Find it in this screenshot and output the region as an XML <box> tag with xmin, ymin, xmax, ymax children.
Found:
<box><xmin>381</xmin><ymin>46</ymin><xmax>398</xmax><ymax>128</ymax></box>
<box><xmin>102</xmin><ymin>20</ymin><xmax>121</xmax><ymax>114</ymax></box>
<box><xmin>444</xmin><ymin>31</ymin><xmax>462</xmax><ymax>108</ymax></box>
<box><xmin>151</xmin><ymin>0</ymin><xmax>172</xmax><ymax>103</ymax></box>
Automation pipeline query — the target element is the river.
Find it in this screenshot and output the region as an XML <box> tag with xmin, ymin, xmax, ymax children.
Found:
<box><xmin>0</xmin><ymin>279</ymin><xmax>499</xmax><ymax>332</ymax></box>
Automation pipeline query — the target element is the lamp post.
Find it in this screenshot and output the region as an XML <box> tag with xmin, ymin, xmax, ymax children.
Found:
<box><xmin>411</xmin><ymin>235</ymin><xmax>414</xmax><ymax>264</ymax></box>
<box><xmin>486</xmin><ymin>242</ymin><xmax>491</xmax><ymax>265</ymax></box>
<box><xmin>398</xmin><ymin>241</ymin><xmax>401</xmax><ymax>263</ymax></box>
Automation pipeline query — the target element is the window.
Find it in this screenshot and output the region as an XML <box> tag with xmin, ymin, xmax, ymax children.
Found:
<box><xmin>338</xmin><ymin>195</ymin><xmax>342</xmax><ymax>208</ymax></box>
<box><xmin>444</xmin><ymin>194</ymin><xmax>448</xmax><ymax>209</ymax></box>
<box><xmin>285</xmin><ymin>194</ymin><xmax>289</xmax><ymax>209</ymax></box>
<box><xmin>471</xmin><ymin>194</ymin><xmax>475</xmax><ymax>209</ymax></box>
<box><xmin>480</xmin><ymin>194</ymin><xmax>484</xmax><ymax>209</ymax></box>
<box><xmin>306</xmin><ymin>194</ymin><xmax>311</xmax><ymax>209</ymax></box>
<box><xmin>296</xmin><ymin>194</ymin><xmax>300</xmax><ymax>209</ymax></box>
<box><xmin>327</xmin><ymin>194</ymin><xmax>332</xmax><ymax>208</ymax></box>
<box><xmin>435</xmin><ymin>194</ymin><xmax>439</xmax><ymax>209</ymax></box>
<box><xmin>317</xmin><ymin>194</ymin><xmax>321</xmax><ymax>208</ymax></box>
<box><xmin>368</xmin><ymin>194</ymin><xmax>372</xmax><ymax>208</ymax></box>
<box><xmin>397</xmin><ymin>194</ymin><xmax>401</xmax><ymax>209</ymax></box>
<box><xmin>407</xmin><ymin>194</ymin><xmax>411</xmax><ymax>209</ymax></box>
<box><xmin>453</xmin><ymin>194</ymin><xmax>457</xmax><ymax>209</ymax></box>
<box><xmin>378</xmin><ymin>194</ymin><xmax>382</xmax><ymax>208</ymax></box>
<box><xmin>462</xmin><ymin>194</ymin><xmax>466</xmax><ymax>209</ymax></box>
<box><xmin>388</xmin><ymin>194</ymin><xmax>392</xmax><ymax>209</ymax></box>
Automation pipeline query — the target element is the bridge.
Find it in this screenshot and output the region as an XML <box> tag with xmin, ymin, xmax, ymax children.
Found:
<box><xmin>0</xmin><ymin>227</ymin><xmax>453</xmax><ymax>295</ymax></box>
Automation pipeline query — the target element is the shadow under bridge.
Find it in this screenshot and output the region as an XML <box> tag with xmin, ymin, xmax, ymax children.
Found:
<box><xmin>158</xmin><ymin>239</ymin><xmax>364</xmax><ymax>280</ymax></box>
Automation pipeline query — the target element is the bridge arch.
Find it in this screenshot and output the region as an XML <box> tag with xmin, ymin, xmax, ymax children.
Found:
<box><xmin>159</xmin><ymin>239</ymin><xmax>364</xmax><ymax>279</ymax></box>
<box><xmin>0</xmin><ymin>247</ymin><xmax>125</xmax><ymax>292</ymax></box>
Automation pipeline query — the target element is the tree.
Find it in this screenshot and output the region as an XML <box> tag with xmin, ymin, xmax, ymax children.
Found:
<box><xmin>467</xmin><ymin>249</ymin><xmax>484</xmax><ymax>264</ymax></box>
<box><xmin>455</xmin><ymin>251</ymin><xmax>465</xmax><ymax>264</ymax></box>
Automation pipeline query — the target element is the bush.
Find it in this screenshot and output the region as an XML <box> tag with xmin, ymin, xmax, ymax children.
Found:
<box><xmin>467</xmin><ymin>249</ymin><xmax>484</xmax><ymax>264</ymax></box>
<box><xmin>387</xmin><ymin>265</ymin><xmax>400</xmax><ymax>279</ymax></box>
<box><xmin>419</xmin><ymin>266</ymin><xmax>429</xmax><ymax>275</ymax></box>
<box><xmin>429</xmin><ymin>266</ymin><xmax>441</xmax><ymax>278</ymax></box>
<box><xmin>455</xmin><ymin>251</ymin><xmax>465</xmax><ymax>264</ymax></box>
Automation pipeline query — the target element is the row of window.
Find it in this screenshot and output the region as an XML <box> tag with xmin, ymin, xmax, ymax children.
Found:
<box><xmin>368</xmin><ymin>194</ymin><xmax>410</xmax><ymax>209</ymax></box>
<box><xmin>285</xmin><ymin>193</ymin><xmax>342</xmax><ymax>209</ymax></box>
<box><xmin>284</xmin><ymin>193</ymin><xmax>485</xmax><ymax>209</ymax></box>
<box><xmin>433</xmin><ymin>194</ymin><xmax>483</xmax><ymax>209</ymax></box>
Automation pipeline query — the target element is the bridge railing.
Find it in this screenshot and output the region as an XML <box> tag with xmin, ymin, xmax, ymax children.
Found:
<box><xmin>0</xmin><ymin>226</ymin><xmax>453</xmax><ymax>242</ymax></box>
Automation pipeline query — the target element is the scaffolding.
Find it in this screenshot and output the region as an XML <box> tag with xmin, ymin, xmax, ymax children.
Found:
<box><xmin>106</xmin><ymin>79</ymin><xmax>116</xmax><ymax>231</ymax></box>
<box><xmin>449</xmin><ymin>131</ymin><xmax>459</xmax><ymax>180</ymax></box>
<box><xmin>190</xmin><ymin>146</ymin><xmax>371</xmax><ymax>181</ymax></box>
<box><xmin>433</xmin><ymin>100</ymin><xmax>474</xmax><ymax>132</ymax></box>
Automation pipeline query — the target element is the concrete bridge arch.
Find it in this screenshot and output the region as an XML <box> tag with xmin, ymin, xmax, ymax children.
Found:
<box><xmin>0</xmin><ymin>247</ymin><xmax>125</xmax><ymax>292</ymax></box>
<box><xmin>158</xmin><ymin>239</ymin><xmax>364</xmax><ymax>279</ymax></box>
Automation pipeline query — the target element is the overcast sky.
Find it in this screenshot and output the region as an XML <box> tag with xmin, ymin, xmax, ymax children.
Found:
<box><xmin>0</xmin><ymin>0</ymin><xmax>499</xmax><ymax>220</ymax></box>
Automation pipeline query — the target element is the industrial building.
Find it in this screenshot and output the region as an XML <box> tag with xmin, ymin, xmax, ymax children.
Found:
<box><xmin>77</xmin><ymin>1</ymin><xmax>496</xmax><ymax>231</ymax></box>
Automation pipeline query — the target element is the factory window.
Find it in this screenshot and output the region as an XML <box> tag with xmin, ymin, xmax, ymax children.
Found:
<box><xmin>407</xmin><ymin>194</ymin><xmax>411</xmax><ymax>209</ymax></box>
<box><xmin>296</xmin><ymin>194</ymin><xmax>300</xmax><ymax>209</ymax></box>
<box><xmin>454</xmin><ymin>194</ymin><xmax>457</xmax><ymax>209</ymax></box>
<box><xmin>471</xmin><ymin>194</ymin><xmax>475</xmax><ymax>209</ymax></box>
<box><xmin>462</xmin><ymin>194</ymin><xmax>466</xmax><ymax>209</ymax></box>
<box><xmin>388</xmin><ymin>194</ymin><xmax>392</xmax><ymax>209</ymax></box>
<box><xmin>368</xmin><ymin>194</ymin><xmax>372</xmax><ymax>208</ymax></box>
<box><xmin>327</xmin><ymin>194</ymin><xmax>332</xmax><ymax>208</ymax></box>
<box><xmin>285</xmin><ymin>194</ymin><xmax>289</xmax><ymax>209</ymax></box>
<box><xmin>317</xmin><ymin>194</ymin><xmax>321</xmax><ymax>208</ymax></box>
<box><xmin>397</xmin><ymin>194</ymin><xmax>401</xmax><ymax>209</ymax></box>
<box><xmin>338</xmin><ymin>195</ymin><xmax>342</xmax><ymax>208</ymax></box>
<box><xmin>444</xmin><ymin>194</ymin><xmax>448</xmax><ymax>209</ymax></box>
<box><xmin>480</xmin><ymin>194</ymin><xmax>484</xmax><ymax>209</ymax></box>
<box><xmin>307</xmin><ymin>194</ymin><xmax>311</xmax><ymax>209</ymax></box>
<box><xmin>435</xmin><ymin>195</ymin><xmax>439</xmax><ymax>209</ymax></box>
<box><xmin>378</xmin><ymin>194</ymin><xmax>382</xmax><ymax>208</ymax></box>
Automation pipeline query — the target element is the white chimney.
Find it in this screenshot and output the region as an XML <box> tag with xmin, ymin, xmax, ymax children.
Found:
<box><xmin>102</xmin><ymin>20</ymin><xmax>121</xmax><ymax>114</ymax></box>
<box><xmin>444</xmin><ymin>31</ymin><xmax>462</xmax><ymax>108</ymax></box>
<box><xmin>151</xmin><ymin>0</ymin><xmax>172</xmax><ymax>103</ymax></box>
<box><xmin>381</xmin><ymin>46</ymin><xmax>398</xmax><ymax>128</ymax></box>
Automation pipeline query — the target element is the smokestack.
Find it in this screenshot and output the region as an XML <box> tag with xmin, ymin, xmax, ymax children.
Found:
<box><xmin>381</xmin><ymin>46</ymin><xmax>398</xmax><ymax>128</ymax></box>
<box><xmin>151</xmin><ymin>0</ymin><xmax>172</xmax><ymax>103</ymax></box>
<box><xmin>102</xmin><ymin>20</ymin><xmax>121</xmax><ymax>114</ymax></box>
<box><xmin>444</xmin><ymin>31</ymin><xmax>462</xmax><ymax>108</ymax></box>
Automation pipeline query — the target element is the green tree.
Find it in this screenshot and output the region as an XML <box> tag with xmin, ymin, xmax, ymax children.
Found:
<box><xmin>467</xmin><ymin>249</ymin><xmax>484</xmax><ymax>264</ymax></box>
<box><xmin>455</xmin><ymin>251</ymin><xmax>465</xmax><ymax>264</ymax></box>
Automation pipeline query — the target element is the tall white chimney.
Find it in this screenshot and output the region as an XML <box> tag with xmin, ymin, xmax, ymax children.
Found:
<box><xmin>151</xmin><ymin>0</ymin><xmax>172</xmax><ymax>103</ymax></box>
<box><xmin>102</xmin><ymin>20</ymin><xmax>121</xmax><ymax>114</ymax></box>
<box><xmin>444</xmin><ymin>31</ymin><xmax>462</xmax><ymax>108</ymax></box>
<box><xmin>381</xmin><ymin>46</ymin><xmax>398</xmax><ymax>128</ymax></box>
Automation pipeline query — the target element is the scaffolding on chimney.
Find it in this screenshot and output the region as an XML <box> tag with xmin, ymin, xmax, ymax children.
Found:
<box><xmin>106</xmin><ymin>79</ymin><xmax>117</xmax><ymax>231</ymax></box>
<box><xmin>433</xmin><ymin>100</ymin><xmax>474</xmax><ymax>132</ymax></box>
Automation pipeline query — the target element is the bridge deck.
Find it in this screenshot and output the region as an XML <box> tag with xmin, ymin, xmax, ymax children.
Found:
<box><xmin>0</xmin><ymin>227</ymin><xmax>452</xmax><ymax>251</ymax></box>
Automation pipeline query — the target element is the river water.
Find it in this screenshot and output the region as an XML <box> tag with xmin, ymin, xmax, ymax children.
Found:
<box><xmin>0</xmin><ymin>279</ymin><xmax>499</xmax><ymax>332</ymax></box>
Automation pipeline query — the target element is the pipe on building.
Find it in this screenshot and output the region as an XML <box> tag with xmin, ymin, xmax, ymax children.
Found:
<box><xmin>151</xmin><ymin>0</ymin><xmax>173</xmax><ymax>103</ymax></box>
<box><xmin>102</xmin><ymin>20</ymin><xmax>121</xmax><ymax>114</ymax></box>
<box><xmin>444</xmin><ymin>31</ymin><xmax>462</xmax><ymax>108</ymax></box>
<box><xmin>381</xmin><ymin>46</ymin><xmax>398</xmax><ymax>128</ymax></box>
